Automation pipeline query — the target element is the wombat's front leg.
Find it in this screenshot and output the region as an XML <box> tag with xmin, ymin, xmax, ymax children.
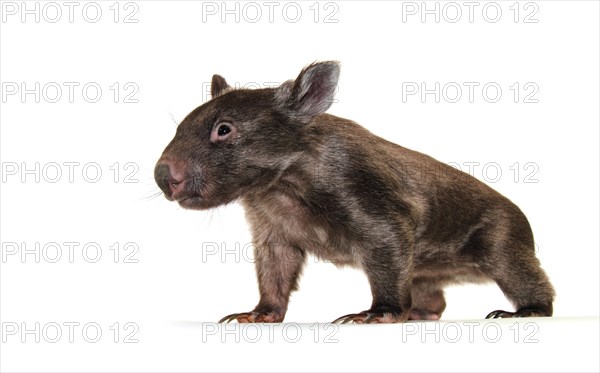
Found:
<box><xmin>219</xmin><ymin>242</ymin><xmax>306</xmax><ymax>323</ymax></box>
<box><xmin>333</xmin><ymin>241</ymin><xmax>414</xmax><ymax>324</ymax></box>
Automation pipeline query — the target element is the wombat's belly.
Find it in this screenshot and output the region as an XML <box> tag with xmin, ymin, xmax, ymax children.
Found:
<box><xmin>413</xmin><ymin>262</ymin><xmax>491</xmax><ymax>285</ymax></box>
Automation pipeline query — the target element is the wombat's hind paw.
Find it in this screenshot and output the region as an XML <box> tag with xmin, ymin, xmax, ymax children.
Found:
<box><xmin>486</xmin><ymin>310</ymin><xmax>514</xmax><ymax>319</ymax></box>
<box><xmin>218</xmin><ymin>311</ymin><xmax>283</xmax><ymax>323</ymax></box>
<box><xmin>409</xmin><ymin>309</ymin><xmax>442</xmax><ymax>320</ymax></box>
<box><xmin>486</xmin><ymin>308</ymin><xmax>549</xmax><ymax>319</ymax></box>
<box><xmin>332</xmin><ymin>310</ymin><xmax>406</xmax><ymax>324</ymax></box>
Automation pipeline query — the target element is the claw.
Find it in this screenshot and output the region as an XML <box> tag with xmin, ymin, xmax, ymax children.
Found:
<box><xmin>332</xmin><ymin>310</ymin><xmax>405</xmax><ymax>324</ymax></box>
<box><xmin>218</xmin><ymin>312</ymin><xmax>255</xmax><ymax>323</ymax></box>
<box><xmin>218</xmin><ymin>311</ymin><xmax>284</xmax><ymax>323</ymax></box>
<box><xmin>486</xmin><ymin>310</ymin><xmax>513</xmax><ymax>319</ymax></box>
<box><xmin>486</xmin><ymin>308</ymin><xmax>549</xmax><ymax>319</ymax></box>
<box><xmin>332</xmin><ymin>312</ymin><xmax>366</xmax><ymax>324</ymax></box>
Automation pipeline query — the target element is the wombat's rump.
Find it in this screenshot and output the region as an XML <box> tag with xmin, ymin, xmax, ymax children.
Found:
<box><xmin>155</xmin><ymin>62</ymin><xmax>554</xmax><ymax>323</ymax></box>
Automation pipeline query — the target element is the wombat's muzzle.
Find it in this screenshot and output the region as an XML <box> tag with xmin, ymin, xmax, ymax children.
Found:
<box><xmin>154</xmin><ymin>161</ymin><xmax>186</xmax><ymax>201</ymax></box>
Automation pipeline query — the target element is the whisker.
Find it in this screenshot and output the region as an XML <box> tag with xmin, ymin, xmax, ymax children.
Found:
<box><xmin>169</xmin><ymin>112</ymin><xmax>179</xmax><ymax>127</ymax></box>
<box><xmin>141</xmin><ymin>189</ymin><xmax>165</xmax><ymax>201</ymax></box>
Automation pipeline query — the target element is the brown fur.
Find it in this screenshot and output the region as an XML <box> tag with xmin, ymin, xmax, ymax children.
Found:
<box><xmin>155</xmin><ymin>61</ymin><xmax>555</xmax><ymax>323</ymax></box>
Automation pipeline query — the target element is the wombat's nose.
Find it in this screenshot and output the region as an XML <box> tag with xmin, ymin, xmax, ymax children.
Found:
<box><xmin>154</xmin><ymin>163</ymin><xmax>173</xmax><ymax>198</ymax></box>
<box><xmin>154</xmin><ymin>161</ymin><xmax>185</xmax><ymax>200</ymax></box>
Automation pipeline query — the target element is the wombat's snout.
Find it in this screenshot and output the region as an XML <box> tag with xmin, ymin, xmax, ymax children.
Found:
<box><xmin>154</xmin><ymin>160</ymin><xmax>187</xmax><ymax>201</ymax></box>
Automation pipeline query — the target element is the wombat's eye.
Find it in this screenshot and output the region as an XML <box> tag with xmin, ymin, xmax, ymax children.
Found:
<box><xmin>210</xmin><ymin>122</ymin><xmax>235</xmax><ymax>143</ymax></box>
<box><xmin>217</xmin><ymin>124</ymin><xmax>232</xmax><ymax>137</ymax></box>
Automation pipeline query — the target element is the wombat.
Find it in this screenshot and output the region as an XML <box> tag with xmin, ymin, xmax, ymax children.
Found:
<box><xmin>154</xmin><ymin>61</ymin><xmax>554</xmax><ymax>323</ymax></box>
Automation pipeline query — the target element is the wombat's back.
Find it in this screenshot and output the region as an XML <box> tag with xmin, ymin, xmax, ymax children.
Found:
<box><xmin>305</xmin><ymin>113</ymin><xmax>535</xmax><ymax>255</ymax></box>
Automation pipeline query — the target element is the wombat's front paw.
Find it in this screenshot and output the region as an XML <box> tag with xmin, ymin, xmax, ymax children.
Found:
<box><xmin>486</xmin><ymin>308</ymin><xmax>549</xmax><ymax>319</ymax></box>
<box><xmin>218</xmin><ymin>311</ymin><xmax>284</xmax><ymax>323</ymax></box>
<box><xmin>332</xmin><ymin>309</ymin><xmax>408</xmax><ymax>324</ymax></box>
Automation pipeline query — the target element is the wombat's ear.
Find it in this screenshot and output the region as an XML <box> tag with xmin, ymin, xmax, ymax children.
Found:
<box><xmin>211</xmin><ymin>74</ymin><xmax>230</xmax><ymax>98</ymax></box>
<box><xmin>276</xmin><ymin>61</ymin><xmax>340</xmax><ymax>123</ymax></box>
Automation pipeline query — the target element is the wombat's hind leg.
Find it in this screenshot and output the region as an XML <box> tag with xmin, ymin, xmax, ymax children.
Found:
<box><xmin>409</xmin><ymin>281</ymin><xmax>446</xmax><ymax>321</ymax></box>
<box><xmin>484</xmin><ymin>240</ymin><xmax>555</xmax><ymax>319</ymax></box>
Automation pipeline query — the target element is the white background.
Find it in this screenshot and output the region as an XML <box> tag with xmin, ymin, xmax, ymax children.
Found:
<box><xmin>1</xmin><ymin>0</ymin><xmax>598</xmax><ymax>372</ymax></box>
